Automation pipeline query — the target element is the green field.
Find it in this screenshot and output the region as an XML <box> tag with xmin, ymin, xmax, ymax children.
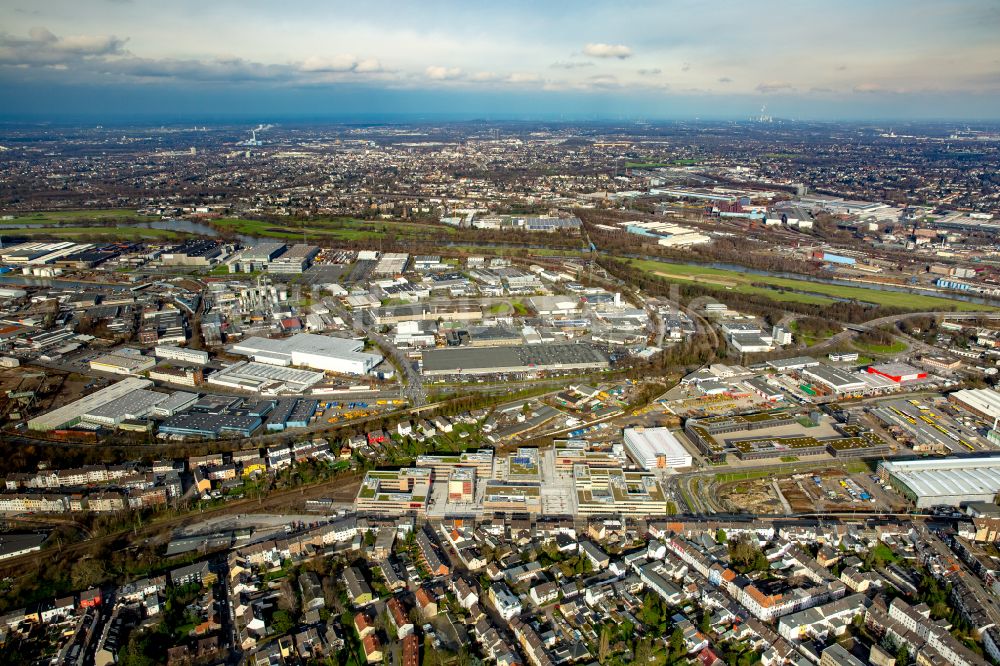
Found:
<box><xmin>854</xmin><ymin>340</ymin><xmax>909</xmax><ymax>354</ymax></box>
<box><xmin>629</xmin><ymin>258</ymin><xmax>996</xmax><ymax>312</ymax></box>
<box><xmin>0</xmin><ymin>225</ymin><xmax>182</xmax><ymax>240</ymax></box>
<box><xmin>210</xmin><ymin>216</ymin><xmax>459</xmax><ymax>241</ymax></box>
<box><xmin>3</xmin><ymin>209</ymin><xmax>158</xmax><ymax>224</ymax></box>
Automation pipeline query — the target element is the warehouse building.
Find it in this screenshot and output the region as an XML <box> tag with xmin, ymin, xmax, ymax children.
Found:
<box><xmin>158</xmin><ymin>399</ymin><xmax>271</xmax><ymax>439</ymax></box>
<box><xmin>235</xmin><ymin>242</ymin><xmax>287</xmax><ymax>272</ymax></box>
<box><xmin>802</xmin><ymin>365</ymin><xmax>867</xmax><ymax>394</ymax></box>
<box><xmin>267</xmin><ymin>244</ymin><xmax>320</xmax><ymax>274</ymax></box>
<box><xmin>207</xmin><ymin>361</ymin><xmax>323</xmax><ymax>394</ymax></box>
<box><xmin>767</xmin><ymin>356</ymin><xmax>820</xmax><ymax>372</ymax></box>
<box><xmin>150</xmin><ymin>391</ymin><xmax>199</xmax><ymax>417</ymax></box>
<box><xmin>265</xmin><ymin>399</ymin><xmax>297</xmax><ymax>431</ymax></box>
<box><xmin>28</xmin><ymin>377</ymin><xmax>153</xmax><ymax>431</ymax></box>
<box><xmin>82</xmin><ymin>389</ymin><xmax>169</xmax><ymax>427</ymax></box>
<box><xmin>230</xmin><ymin>333</ymin><xmax>382</xmax><ymax>376</ymax></box>
<box><xmin>154</xmin><ymin>345</ymin><xmax>209</xmax><ymax>365</ymax></box>
<box><xmin>949</xmin><ymin>388</ymin><xmax>1000</xmax><ymax>421</ymax></box>
<box><xmin>160</xmin><ymin>239</ymin><xmax>224</xmax><ymax>266</ymax></box>
<box><xmin>622</xmin><ymin>427</ymin><xmax>693</xmax><ymax>470</ymax></box>
<box><xmin>90</xmin><ymin>350</ymin><xmax>156</xmax><ymax>376</ymax></box>
<box><xmin>878</xmin><ymin>457</ymin><xmax>1000</xmax><ymax>508</ymax></box>
<box><xmin>420</xmin><ymin>343</ymin><xmax>608</xmax><ymax>377</ymax></box>
<box><xmin>149</xmin><ymin>361</ymin><xmax>204</xmax><ymax>387</ymax></box>
<box><xmin>373</xmin><ymin>252</ymin><xmax>409</xmax><ymax>276</ymax></box>
<box><xmin>866</xmin><ymin>363</ymin><xmax>927</xmax><ymax>383</ymax></box>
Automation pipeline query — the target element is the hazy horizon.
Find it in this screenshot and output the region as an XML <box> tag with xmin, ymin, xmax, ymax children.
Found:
<box><xmin>2</xmin><ymin>0</ymin><xmax>999</xmax><ymax>122</ymax></box>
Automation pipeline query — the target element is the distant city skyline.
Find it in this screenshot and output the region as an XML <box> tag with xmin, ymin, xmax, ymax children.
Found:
<box><xmin>1</xmin><ymin>0</ymin><xmax>999</xmax><ymax>121</ymax></box>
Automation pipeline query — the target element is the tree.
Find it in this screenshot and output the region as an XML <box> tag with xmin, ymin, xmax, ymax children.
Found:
<box><xmin>71</xmin><ymin>558</ymin><xmax>106</xmax><ymax>589</ymax></box>
<box><xmin>715</xmin><ymin>528</ymin><xmax>728</xmax><ymax>544</ymax></box>
<box><xmin>599</xmin><ymin>623</ymin><xmax>612</xmax><ymax>663</ymax></box>
<box><xmin>669</xmin><ymin>626</ymin><xmax>685</xmax><ymax>661</ymax></box>
<box><xmin>271</xmin><ymin>610</ymin><xmax>295</xmax><ymax>635</ymax></box>
<box><xmin>699</xmin><ymin>611</ymin><xmax>712</xmax><ymax>635</ymax></box>
<box><xmin>895</xmin><ymin>644</ymin><xmax>910</xmax><ymax>665</ymax></box>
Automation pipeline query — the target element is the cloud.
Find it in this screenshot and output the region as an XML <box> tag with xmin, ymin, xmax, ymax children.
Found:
<box><xmin>582</xmin><ymin>43</ymin><xmax>632</xmax><ymax>59</ymax></box>
<box><xmin>354</xmin><ymin>58</ymin><xmax>383</xmax><ymax>73</ymax></box>
<box><xmin>756</xmin><ymin>81</ymin><xmax>794</xmax><ymax>93</ymax></box>
<box><xmin>297</xmin><ymin>55</ymin><xmax>383</xmax><ymax>74</ymax></box>
<box><xmin>550</xmin><ymin>61</ymin><xmax>593</xmax><ymax>69</ymax></box>
<box><xmin>637</xmin><ymin>68</ymin><xmax>661</xmax><ymax>76</ymax></box>
<box><xmin>0</xmin><ymin>26</ymin><xmax>127</xmax><ymax>66</ymax></box>
<box><xmin>681</xmin><ymin>61</ymin><xmax>691</xmax><ymax>72</ymax></box>
<box><xmin>94</xmin><ymin>56</ymin><xmax>287</xmax><ymax>82</ymax></box>
<box><xmin>300</xmin><ymin>55</ymin><xmax>361</xmax><ymax>72</ymax></box>
<box><xmin>425</xmin><ymin>65</ymin><xmax>462</xmax><ymax>80</ymax></box>
<box><xmin>585</xmin><ymin>74</ymin><xmax>620</xmax><ymax>88</ymax></box>
<box><xmin>506</xmin><ymin>72</ymin><xmax>541</xmax><ymax>84</ymax></box>
<box><xmin>853</xmin><ymin>82</ymin><xmax>886</xmax><ymax>93</ymax></box>
<box><xmin>810</xmin><ymin>86</ymin><xmax>835</xmax><ymax>93</ymax></box>
<box><xmin>469</xmin><ymin>71</ymin><xmax>500</xmax><ymax>82</ymax></box>
<box><xmin>718</xmin><ymin>76</ymin><xmax>732</xmax><ymax>83</ymax></box>
<box><xmin>0</xmin><ymin>27</ymin><xmax>391</xmax><ymax>84</ymax></box>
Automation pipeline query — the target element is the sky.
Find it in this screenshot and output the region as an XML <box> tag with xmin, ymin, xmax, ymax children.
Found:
<box><xmin>1</xmin><ymin>0</ymin><xmax>999</xmax><ymax>122</ymax></box>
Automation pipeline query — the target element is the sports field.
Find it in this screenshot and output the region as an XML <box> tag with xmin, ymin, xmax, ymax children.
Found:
<box><xmin>629</xmin><ymin>258</ymin><xmax>995</xmax><ymax>311</ymax></box>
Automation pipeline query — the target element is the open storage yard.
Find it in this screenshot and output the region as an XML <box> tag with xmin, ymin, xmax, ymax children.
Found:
<box><xmin>716</xmin><ymin>467</ymin><xmax>909</xmax><ymax>514</ymax></box>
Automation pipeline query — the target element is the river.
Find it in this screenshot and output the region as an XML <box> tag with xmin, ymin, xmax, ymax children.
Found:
<box><xmin>0</xmin><ymin>218</ymin><xmax>259</xmax><ymax>246</ymax></box>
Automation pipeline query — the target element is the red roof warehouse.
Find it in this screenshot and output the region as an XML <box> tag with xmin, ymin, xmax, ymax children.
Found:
<box><xmin>866</xmin><ymin>363</ymin><xmax>927</xmax><ymax>383</ymax></box>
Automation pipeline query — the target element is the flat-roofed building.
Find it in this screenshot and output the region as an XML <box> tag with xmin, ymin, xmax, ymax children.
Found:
<box><xmin>355</xmin><ymin>469</ymin><xmax>432</xmax><ymax>516</ymax></box>
<box><xmin>373</xmin><ymin>253</ymin><xmax>409</xmax><ymax>276</ymax></box>
<box><xmin>90</xmin><ymin>351</ymin><xmax>156</xmax><ymax>376</ymax></box>
<box><xmin>575</xmin><ymin>465</ymin><xmax>669</xmax><ymax>516</ymax></box>
<box><xmin>767</xmin><ymin>356</ymin><xmax>820</xmax><ymax>371</ymax></box>
<box><xmin>553</xmin><ymin>448</ymin><xmax>622</xmax><ymax>472</ymax></box>
<box><xmin>879</xmin><ymin>456</ymin><xmax>1000</xmax><ymax>508</ymax></box>
<box><xmin>230</xmin><ymin>333</ymin><xmax>382</xmax><ymax>376</ymax></box>
<box><xmin>207</xmin><ymin>361</ymin><xmax>323</xmax><ymax>394</ymax></box>
<box><xmin>82</xmin><ymin>389</ymin><xmax>169</xmax><ymax>427</ymax></box>
<box><xmin>154</xmin><ymin>345</ymin><xmax>209</xmax><ymax>365</ymax></box>
<box><xmin>623</xmin><ymin>427</ymin><xmax>692</xmax><ymax>470</ymax></box>
<box><xmin>482</xmin><ymin>480</ymin><xmax>542</xmax><ymax>513</ymax></box>
<box><xmin>421</xmin><ymin>343</ymin><xmax>608</xmax><ymax>377</ymax></box>
<box><xmin>267</xmin><ymin>243</ymin><xmax>320</xmax><ymax>274</ymax></box>
<box><xmin>448</xmin><ymin>468</ymin><xmax>475</xmax><ymax>502</ymax></box>
<box><xmin>151</xmin><ymin>391</ymin><xmax>199</xmax><ymax>417</ymax></box>
<box><xmin>29</xmin><ymin>377</ymin><xmax>153</xmax><ymax>431</ymax></box>
<box><xmin>415</xmin><ymin>449</ymin><xmax>494</xmax><ymax>480</ymax></box>
<box><xmin>867</xmin><ymin>363</ymin><xmax>927</xmax><ymax>383</ymax></box>
<box><xmin>802</xmin><ymin>365</ymin><xmax>866</xmax><ymax>394</ymax></box>
<box><xmin>149</xmin><ymin>361</ymin><xmax>204</xmax><ymax>386</ymax></box>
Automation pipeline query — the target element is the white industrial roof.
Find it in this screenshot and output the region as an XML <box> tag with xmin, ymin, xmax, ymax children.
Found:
<box><xmin>28</xmin><ymin>377</ymin><xmax>153</xmax><ymax>430</ymax></box>
<box><xmin>882</xmin><ymin>457</ymin><xmax>1000</xmax><ymax>499</ymax></box>
<box><xmin>952</xmin><ymin>388</ymin><xmax>1000</xmax><ymax>417</ymax></box>
<box><xmin>84</xmin><ymin>389</ymin><xmax>169</xmax><ymax>421</ymax></box>
<box><xmin>624</xmin><ymin>427</ymin><xmax>689</xmax><ymax>463</ymax></box>
<box><xmin>232</xmin><ymin>333</ymin><xmax>380</xmax><ymax>366</ymax></box>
